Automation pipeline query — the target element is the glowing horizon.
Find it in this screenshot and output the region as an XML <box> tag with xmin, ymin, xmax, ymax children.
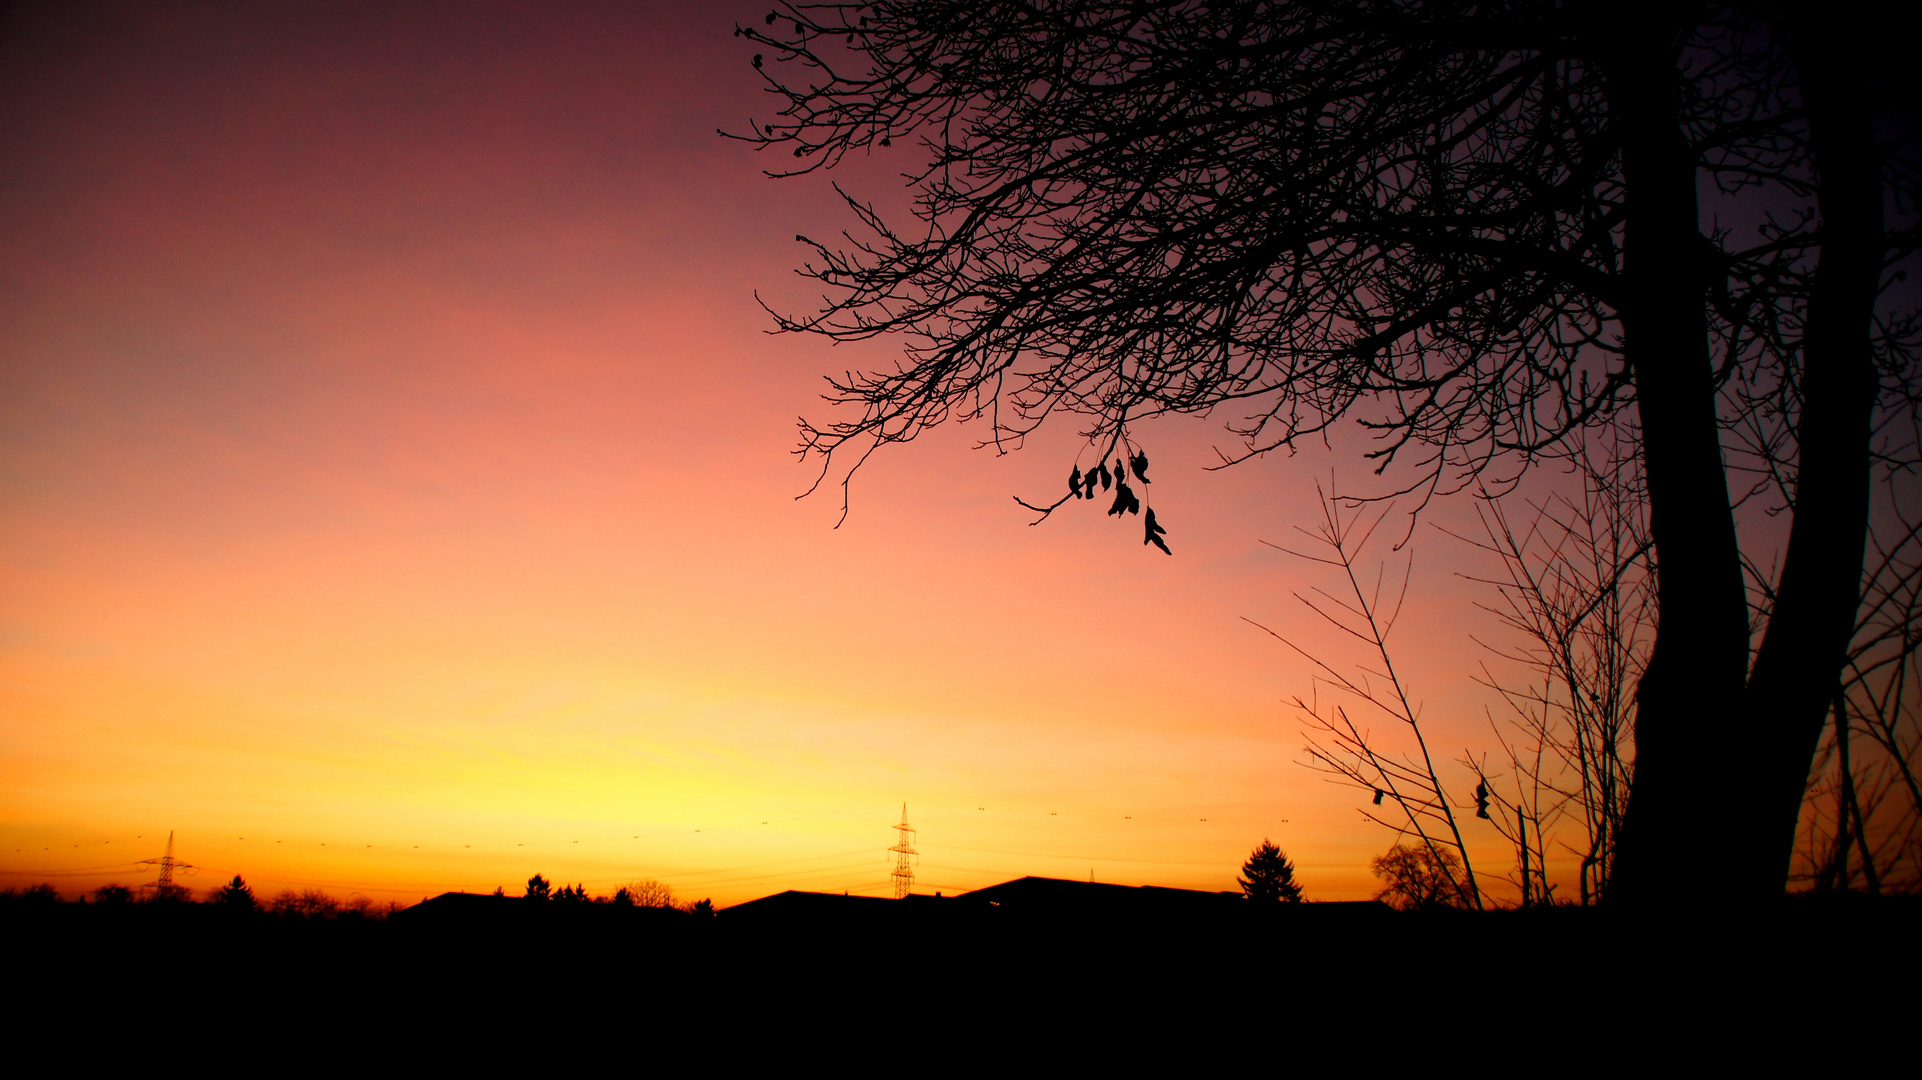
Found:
<box><xmin>3</xmin><ymin>1</ymin><xmax>1593</xmax><ymax>909</ymax></box>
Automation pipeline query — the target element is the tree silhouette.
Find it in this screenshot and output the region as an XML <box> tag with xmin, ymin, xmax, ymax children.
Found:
<box><xmin>623</xmin><ymin>878</ymin><xmax>676</xmax><ymax>908</ymax></box>
<box><xmin>213</xmin><ymin>875</ymin><xmax>256</xmax><ymax>910</ymax></box>
<box><xmin>269</xmin><ymin>888</ymin><xmax>339</xmax><ymax>918</ymax></box>
<box><xmin>736</xmin><ymin>1</ymin><xmax>1920</xmax><ymax>902</ymax></box>
<box><xmin>92</xmin><ymin>884</ymin><xmax>134</xmax><ymax>905</ymax></box>
<box><xmin>1371</xmin><ymin>842</ymin><xmax>1469</xmax><ymax>911</ymax></box>
<box><xmin>1239</xmin><ymin>839</ymin><xmax>1305</xmax><ymax>903</ymax></box>
<box><xmin>525</xmin><ymin>874</ymin><xmax>551</xmax><ymax>901</ymax></box>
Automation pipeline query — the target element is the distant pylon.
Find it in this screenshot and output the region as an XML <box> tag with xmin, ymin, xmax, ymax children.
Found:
<box><xmin>138</xmin><ymin>830</ymin><xmax>195</xmax><ymax>900</ymax></box>
<box><xmin>889</xmin><ymin>804</ymin><xmax>917</xmax><ymax>899</ymax></box>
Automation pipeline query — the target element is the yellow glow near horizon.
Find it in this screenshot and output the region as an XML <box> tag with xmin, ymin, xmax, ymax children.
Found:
<box><xmin>2</xmin><ymin>2</ymin><xmax>1591</xmax><ymax>910</ymax></box>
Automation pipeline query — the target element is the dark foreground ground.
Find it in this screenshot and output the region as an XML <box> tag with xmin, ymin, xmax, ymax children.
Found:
<box><xmin>10</xmin><ymin>894</ymin><xmax>1916</xmax><ymax>1060</ymax></box>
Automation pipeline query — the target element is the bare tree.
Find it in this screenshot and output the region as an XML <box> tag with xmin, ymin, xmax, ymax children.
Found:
<box><xmin>1448</xmin><ymin>427</ymin><xmax>1651</xmax><ymax>905</ymax></box>
<box><xmin>1254</xmin><ymin>485</ymin><xmax>1482</xmax><ymax>910</ymax></box>
<box><xmin>271</xmin><ymin>888</ymin><xmax>340</xmax><ymax>919</ymax></box>
<box><xmin>1795</xmin><ymin>462</ymin><xmax>1922</xmax><ymax>893</ymax></box>
<box><xmin>1269</xmin><ymin>429</ymin><xmax>1645</xmax><ymax>908</ymax></box>
<box><xmin>622</xmin><ymin>878</ymin><xmax>677</xmax><ymax>909</ymax></box>
<box><xmin>1372</xmin><ymin>842</ymin><xmax>1470</xmax><ymax>911</ymax></box>
<box><xmin>735</xmin><ymin>1</ymin><xmax>1919</xmax><ymax>902</ymax></box>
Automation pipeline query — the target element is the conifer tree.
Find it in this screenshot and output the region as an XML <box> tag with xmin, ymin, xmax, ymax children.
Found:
<box><xmin>214</xmin><ymin>875</ymin><xmax>256</xmax><ymax>910</ymax></box>
<box><xmin>1239</xmin><ymin>839</ymin><xmax>1304</xmax><ymax>903</ymax></box>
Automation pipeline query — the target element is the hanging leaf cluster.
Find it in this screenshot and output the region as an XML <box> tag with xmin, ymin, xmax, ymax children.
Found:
<box><xmin>1067</xmin><ymin>449</ymin><xmax>1169</xmax><ymax>554</ymax></box>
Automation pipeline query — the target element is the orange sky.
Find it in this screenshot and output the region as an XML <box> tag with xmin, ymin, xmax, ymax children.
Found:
<box><xmin>2</xmin><ymin>1</ymin><xmax>1600</xmax><ymax>906</ymax></box>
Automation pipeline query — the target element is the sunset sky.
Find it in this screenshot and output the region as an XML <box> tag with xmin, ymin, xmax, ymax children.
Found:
<box><xmin>3</xmin><ymin>1</ymin><xmax>1613</xmax><ymax>905</ymax></box>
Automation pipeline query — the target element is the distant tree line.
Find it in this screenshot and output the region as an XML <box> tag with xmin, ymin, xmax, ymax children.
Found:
<box><xmin>522</xmin><ymin>874</ymin><xmax>715</xmax><ymax>916</ymax></box>
<box><xmin>1</xmin><ymin>876</ymin><xmax>391</xmax><ymax>919</ymax></box>
<box><xmin>3</xmin><ymin>871</ymin><xmax>725</xmax><ymax>917</ymax></box>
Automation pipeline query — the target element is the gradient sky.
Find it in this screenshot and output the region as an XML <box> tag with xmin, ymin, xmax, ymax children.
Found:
<box><xmin>2</xmin><ymin>1</ymin><xmax>1622</xmax><ymax>905</ymax></box>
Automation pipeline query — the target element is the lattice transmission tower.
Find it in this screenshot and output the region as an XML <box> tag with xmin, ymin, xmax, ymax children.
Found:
<box><xmin>138</xmin><ymin>830</ymin><xmax>195</xmax><ymax>900</ymax></box>
<box><xmin>889</xmin><ymin>804</ymin><xmax>917</xmax><ymax>899</ymax></box>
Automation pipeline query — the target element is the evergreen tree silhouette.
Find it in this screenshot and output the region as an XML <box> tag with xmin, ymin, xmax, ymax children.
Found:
<box><xmin>1239</xmin><ymin>839</ymin><xmax>1304</xmax><ymax>904</ymax></box>
<box><xmin>214</xmin><ymin>875</ymin><xmax>256</xmax><ymax>910</ymax></box>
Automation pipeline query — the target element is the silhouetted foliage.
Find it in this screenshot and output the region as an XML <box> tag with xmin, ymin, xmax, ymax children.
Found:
<box><xmin>553</xmin><ymin>883</ymin><xmax>590</xmax><ymax>904</ymax></box>
<box><xmin>20</xmin><ymin>883</ymin><xmax>60</xmax><ymax>904</ymax></box>
<box><xmin>213</xmin><ymin>875</ymin><xmax>256</xmax><ymax>910</ymax></box>
<box><xmin>92</xmin><ymin>884</ymin><xmax>134</xmax><ymax>905</ymax></box>
<box><xmin>683</xmin><ymin>898</ymin><xmax>717</xmax><ymax>917</ymax></box>
<box><xmin>525</xmin><ymin>874</ymin><xmax>552</xmax><ymax>901</ymax></box>
<box><xmin>610</xmin><ymin>886</ymin><xmax>636</xmax><ymax>907</ymax></box>
<box><xmin>1238</xmin><ymin>839</ymin><xmax>1304</xmax><ymax>903</ymax></box>
<box><xmin>1372</xmin><ymin>843</ymin><xmax>1470</xmax><ymax>911</ymax></box>
<box><xmin>737</xmin><ymin>0</ymin><xmax>1922</xmax><ymax>903</ymax></box>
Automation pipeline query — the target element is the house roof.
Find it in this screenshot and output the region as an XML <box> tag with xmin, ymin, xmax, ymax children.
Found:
<box><xmin>394</xmin><ymin>891</ymin><xmax>692</xmax><ymax>922</ymax></box>
<box><xmin>955</xmin><ymin>876</ymin><xmax>1244</xmax><ymax>913</ymax></box>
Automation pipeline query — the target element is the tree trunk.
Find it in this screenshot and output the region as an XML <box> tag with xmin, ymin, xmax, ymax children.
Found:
<box><xmin>1740</xmin><ymin>11</ymin><xmax>1883</xmax><ymax>897</ymax></box>
<box><xmin>1603</xmin><ymin>30</ymin><xmax>1754</xmax><ymax>907</ymax></box>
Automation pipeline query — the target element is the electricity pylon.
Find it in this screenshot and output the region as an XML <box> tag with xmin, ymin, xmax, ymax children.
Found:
<box><xmin>889</xmin><ymin>804</ymin><xmax>917</xmax><ymax>899</ymax></box>
<box><xmin>138</xmin><ymin>830</ymin><xmax>195</xmax><ymax>900</ymax></box>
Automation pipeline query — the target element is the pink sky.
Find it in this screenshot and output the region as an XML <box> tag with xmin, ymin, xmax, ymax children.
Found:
<box><xmin>2</xmin><ymin>1</ymin><xmax>1586</xmax><ymax>905</ymax></box>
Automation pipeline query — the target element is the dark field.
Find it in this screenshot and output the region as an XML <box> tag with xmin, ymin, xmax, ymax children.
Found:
<box><xmin>12</xmin><ymin>892</ymin><xmax>1915</xmax><ymax>1056</ymax></box>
